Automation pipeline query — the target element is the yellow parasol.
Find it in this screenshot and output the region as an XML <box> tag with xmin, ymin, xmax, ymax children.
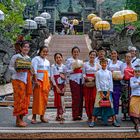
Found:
<box><xmin>94</xmin><ymin>21</ymin><xmax>110</xmax><ymax>31</ymax></box>
<box><xmin>72</xmin><ymin>19</ymin><xmax>79</xmax><ymax>25</ymax></box>
<box><xmin>91</xmin><ymin>17</ymin><xmax>102</xmax><ymax>25</ymax></box>
<box><xmin>112</xmin><ymin>10</ymin><xmax>137</xmax><ymax>26</ymax></box>
<box><xmin>87</xmin><ymin>13</ymin><xmax>97</xmax><ymax>21</ymax></box>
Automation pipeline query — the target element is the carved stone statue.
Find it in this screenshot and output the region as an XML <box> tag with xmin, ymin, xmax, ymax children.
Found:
<box><xmin>0</xmin><ymin>35</ymin><xmax>15</xmax><ymax>84</ymax></box>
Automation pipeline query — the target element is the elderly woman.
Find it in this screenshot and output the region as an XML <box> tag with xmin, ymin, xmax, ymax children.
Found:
<box><xmin>121</xmin><ymin>52</ymin><xmax>134</xmax><ymax>120</ymax></box>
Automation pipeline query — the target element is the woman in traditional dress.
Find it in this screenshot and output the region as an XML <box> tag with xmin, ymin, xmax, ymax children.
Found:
<box><xmin>65</xmin><ymin>46</ymin><xmax>83</xmax><ymax>121</ymax></box>
<box><xmin>121</xmin><ymin>53</ymin><xmax>134</xmax><ymax>120</ymax></box>
<box><xmin>83</xmin><ymin>50</ymin><xmax>98</xmax><ymax>122</ymax></box>
<box><xmin>89</xmin><ymin>58</ymin><xmax>120</xmax><ymax>127</ymax></box>
<box><xmin>51</xmin><ymin>53</ymin><xmax>66</xmax><ymax>123</ymax></box>
<box><xmin>31</xmin><ymin>46</ymin><xmax>50</xmax><ymax>124</ymax></box>
<box><xmin>9</xmin><ymin>41</ymin><xmax>32</xmax><ymax>127</ymax></box>
<box><xmin>108</xmin><ymin>50</ymin><xmax>123</xmax><ymax>115</ymax></box>
<box><xmin>129</xmin><ymin>65</ymin><xmax>140</xmax><ymax>132</ymax></box>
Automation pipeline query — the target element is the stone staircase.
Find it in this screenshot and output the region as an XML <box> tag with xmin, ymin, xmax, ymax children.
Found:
<box><xmin>48</xmin><ymin>34</ymin><xmax>90</xmax><ymax>64</ymax></box>
<box><xmin>0</xmin><ymin>35</ymin><xmax>90</xmax><ymax>108</ymax></box>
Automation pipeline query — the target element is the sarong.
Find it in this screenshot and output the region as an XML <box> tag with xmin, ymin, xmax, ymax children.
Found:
<box><xmin>12</xmin><ymin>80</ymin><xmax>30</xmax><ymax>116</ymax></box>
<box><xmin>84</xmin><ymin>74</ymin><xmax>96</xmax><ymax>119</ymax></box>
<box><xmin>32</xmin><ymin>70</ymin><xmax>50</xmax><ymax>115</ymax></box>
<box><xmin>54</xmin><ymin>75</ymin><xmax>65</xmax><ymax>116</ymax></box>
<box><xmin>129</xmin><ymin>96</ymin><xmax>140</xmax><ymax>118</ymax></box>
<box><xmin>70</xmin><ymin>80</ymin><xmax>83</xmax><ymax>119</ymax></box>
<box><xmin>112</xmin><ymin>81</ymin><xmax>121</xmax><ymax>114</ymax></box>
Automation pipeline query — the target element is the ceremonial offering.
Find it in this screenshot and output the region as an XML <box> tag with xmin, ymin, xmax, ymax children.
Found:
<box><xmin>112</xmin><ymin>71</ymin><xmax>122</xmax><ymax>80</ymax></box>
<box><xmin>72</xmin><ymin>60</ymin><xmax>83</xmax><ymax>70</ymax></box>
<box><xmin>15</xmin><ymin>57</ymin><xmax>31</xmax><ymax>70</ymax></box>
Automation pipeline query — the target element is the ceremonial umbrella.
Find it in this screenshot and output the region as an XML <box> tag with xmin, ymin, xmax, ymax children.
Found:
<box><xmin>91</xmin><ymin>17</ymin><xmax>102</xmax><ymax>25</ymax></box>
<box><xmin>112</xmin><ymin>10</ymin><xmax>138</xmax><ymax>27</ymax></box>
<box><xmin>94</xmin><ymin>21</ymin><xmax>110</xmax><ymax>31</ymax></box>
<box><xmin>40</xmin><ymin>12</ymin><xmax>51</xmax><ymax>20</ymax></box>
<box><xmin>34</xmin><ymin>16</ymin><xmax>46</xmax><ymax>25</ymax></box>
<box><xmin>72</xmin><ymin>19</ymin><xmax>79</xmax><ymax>25</ymax></box>
<box><xmin>24</xmin><ymin>19</ymin><xmax>37</xmax><ymax>29</ymax></box>
<box><xmin>0</xmin><ymin>10</ymin><xmax>4</xmax><ymax>20</ymax></box>
<box><xmin>87</xmin><ymin>13</ymin><xmax>97</xmax><ymax>21</ymax></box>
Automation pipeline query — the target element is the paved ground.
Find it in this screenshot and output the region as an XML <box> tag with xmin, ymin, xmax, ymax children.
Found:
<box><xmin>0</xmin><ymin>106</ymin><xmax>140</xmax><ymax>139</ymax></box>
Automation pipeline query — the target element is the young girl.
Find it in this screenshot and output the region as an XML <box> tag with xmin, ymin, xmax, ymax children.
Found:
<box><xmin>129</xmin><ymin>65</ymin><xmax>140</xmax><ymax>132</ymax></box>
<box><xmin>51</xmin><ymin>53</ymin><xmax>66</xmax><ymax>123</ymax></box>
<box><xmin>9</xmin><ymin>41</ymin><xmax>32</xmax><ymax>127</ymax></box>
<box><xmin>31</xmin><ymin>46</ymin><xmax>50</xmax><ymax>124</ymax></box>
<box><xmin>89</xmin><ymin>58</ymin><xmax>120</xmax><ymax>127</ymax></box>
<box><xmin>65</xmin><ymin>46</ymin><xmax>83</xmax><ymax>121</ymax></box>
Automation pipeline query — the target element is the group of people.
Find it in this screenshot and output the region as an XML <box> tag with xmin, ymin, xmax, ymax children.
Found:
<box><xmin>9</xmin><ymin>41</ymin><xmax>140</xmax><ymax>132</ymax></box>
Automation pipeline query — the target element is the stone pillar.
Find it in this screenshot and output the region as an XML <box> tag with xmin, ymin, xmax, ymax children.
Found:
<box><xmin>82</xmin><ymin>7</ymin><xmax>96</xmax><ymax>34</ymax></box>
<box><xmin>43</xmin><ymin>6</ymin><xmax>56</xmax><ymax>34</ymax></box>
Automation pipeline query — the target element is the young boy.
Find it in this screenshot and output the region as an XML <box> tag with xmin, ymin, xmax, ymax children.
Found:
<box><xmin>129</xmin><ymin>65</ymin><xmax>140</xmax><ymax>132</ymax></box>
<box><xmin>89</xmin><ymin>58</ymin><xmax>120</xmax><ymax>127</ymax></box>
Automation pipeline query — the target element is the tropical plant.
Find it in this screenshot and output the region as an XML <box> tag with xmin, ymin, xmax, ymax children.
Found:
<box><xmin>0</xmin><ymin>0</ymin><xmax>25</xmax><ymax>43</ymax></box>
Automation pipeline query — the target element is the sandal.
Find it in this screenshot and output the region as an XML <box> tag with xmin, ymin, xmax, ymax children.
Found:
<box><xmin>31</xmin><ymin>119</ymin><xmax>37</xmax><ymax>124</ymax></box>
<box><xmin>16</xmin><ymin>121</ymin><xmax>27</xmax><ymax>127</ymax></box>
<box><xmin>61</xmin><ymin>118</ymin><xmax>65</xmax><ymax>121</ymax></box>
<box><xmin>40</xmin><ymin>118</ymin><xmax>48</xmax><ymax>123</ymax></box>
<box><xmin>89</xmin><ymin>122</ymin><xmax>95</xmax><ymax>127</ymax></box>
<box><xmin>56</xmin><ymin>117</ymin><xmax>61</xmax><ymax>121</ymax></box>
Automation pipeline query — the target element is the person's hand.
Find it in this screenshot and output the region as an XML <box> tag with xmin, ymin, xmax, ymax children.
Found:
<box><xmin>100</xmin><ymin>91</ymin><xmax>105</xmax><ymax>99</ymax></box>
<box><xmin>106</xmin><ymin>91</ymin><xmax>110</xmax><ymax>100</ymax></box>
<box><xmin>62</xmin><ymin>86</ymin><xmax>66</xmax><ymax>93</ymax></box>
<box><xmin>16</xmin><ymin>69</ymin><xmax>23</xmax><ymax>72</ymax></box>
<box><xmin>56</xmin><ymin>86</ymin><xmax>61</xmax><ymax>94</ymax></box>
<box><xmin>60</xmin><ymin>73</ymin><xmax>65</xmax><ymax>79</ymax></box>
<box><xmin>34</xmin><ymin>81</ymin><xmax>39</xmax><ymax>87</ymax></box>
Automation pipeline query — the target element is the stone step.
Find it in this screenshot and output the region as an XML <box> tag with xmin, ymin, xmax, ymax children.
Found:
<box><xmin>0</xmin><ymin>126</ymin><xmax>139</xmax><ymax>139</ymax></box>
<box><xmin>4</xmin><ymin>95</ymin><xmax>72</xmax><ymax>102</ymax></box>
<box><xmin>0</xmin><ymin>100</ymin><xmax>72</xmax><ymax>108</ymax></box>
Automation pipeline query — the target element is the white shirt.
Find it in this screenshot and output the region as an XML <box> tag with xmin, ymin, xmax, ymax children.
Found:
<box><xmin>9</xmin><ymin>53</ymin><xmax>30</xmax><ymax>84</ymax></box>
<box><xmin>96</xmin><ymin>69</ymin><xmax>113</xmax><ymax>92</ymax></box>
<box><xmin>83</xmin><ymin>61</ymin><xmax>98</xmax><ymax>77</ymax></box>
<box><xmin>51</xmin><ymin>63</ymin><xmax>66</xmax><ymax>85</ymax></box>
<box><xmin>108</xmin><ymin>60</ymin><xmax>123</xmax><ymax>72</ymax></box>
<box><xmin>32</xmin><ymin>56</ymin><xmax>50</xmax><ymax>81</ymax></box>
<box><xmin>131</xmin><ymin>57</ymin><xmax>140</xmax><ymax>68</ymax></box>
<box><xmin>65</xmin><ymin>57</ymin><xmax>83</xmax><ymax>84</ymax></box>
<box><xmin>130</xmin><ymin>76</ymin><xmax>140</xmax><ymax>96</ymax></box>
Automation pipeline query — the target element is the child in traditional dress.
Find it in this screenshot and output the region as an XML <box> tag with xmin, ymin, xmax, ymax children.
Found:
<box><xmin>31</xmin><ymin>46</ymin><xmax>50</xmax><ymax>124</ymax></box>
<box><xmin>9</xmin><ymin>41</ymin><xmax>32</xmax><ymax>127</ymax></box>
<box><xmin>129</xmin><ymin>65</ymin><xmax>140</xmax><ymax>132</ymax></box>
<box><xmin>89</xmin><ymin>58</ymin><xmax>120</xmax><ymax>127</ymax></box>
<box><xmin>51</xmin><ymin>53</ymin><xmax>66</xmax><ymax>124</ymax></box>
